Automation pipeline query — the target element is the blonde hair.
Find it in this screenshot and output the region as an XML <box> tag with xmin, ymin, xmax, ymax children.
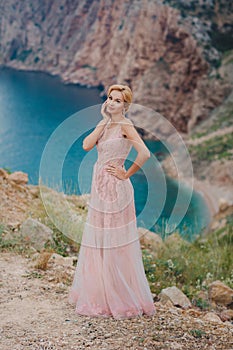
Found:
<box><xmin>107</xmin><ymin>84</ymin><xmax>133</xmax><ymax>112</ymax></box>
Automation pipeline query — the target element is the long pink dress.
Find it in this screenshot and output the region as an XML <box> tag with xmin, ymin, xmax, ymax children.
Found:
<box><xmin>68</xmin><ymin>121</ymin><xmax>156</xmax><ymax>319</ymax></box>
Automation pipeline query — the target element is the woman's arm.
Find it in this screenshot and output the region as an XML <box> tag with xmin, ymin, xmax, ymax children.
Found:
<box><xmin>82</xmin><ymin>120</ymin><xmax>108</xmax><ymax>151</ymax></box>
<box><xmin>122</xmin><ymin>120</ymin><xmax>150</xmax><ymax>179</ymax></box>
<box><xmin>83</xmin><ymin>102</ymin><xmax>111</xmax><ymax>151</ymax></box>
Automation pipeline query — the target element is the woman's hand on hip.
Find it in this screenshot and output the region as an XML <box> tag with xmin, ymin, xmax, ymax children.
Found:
<box><xmin>106</xmin><ymin>164</ymin><xmax>128</xmax><ymax>180</ymax></box>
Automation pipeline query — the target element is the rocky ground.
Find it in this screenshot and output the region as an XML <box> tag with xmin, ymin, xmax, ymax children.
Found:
<box><xmin>1</xmin><ymin>168</ymin><xmax>233</xmax><ymax>349</ymax></box>
<box><xmin>0</xmin><ymin>251</ymin><xmax>232</xmax><ymax>350</ymax></box>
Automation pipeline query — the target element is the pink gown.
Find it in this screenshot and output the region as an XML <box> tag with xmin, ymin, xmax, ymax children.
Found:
<box><xmin>68</xmin><ymin>121</ymin><xmax>156</xmax><ymax>319</ymax></box>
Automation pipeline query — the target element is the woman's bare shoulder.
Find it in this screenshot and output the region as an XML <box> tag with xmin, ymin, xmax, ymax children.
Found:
<box><xmin>121</xmin><ymin>118</ymin><xmax>134</xmax><ymax>128</ymax></box>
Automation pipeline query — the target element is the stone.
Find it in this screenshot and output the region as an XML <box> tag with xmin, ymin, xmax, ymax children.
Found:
<box><xmin>8</xmin><ymin>171</ymin><xmax>28</xmax><ymax>185</ymax></box>
<box><xmin>0</xmin><ymin>168</ymin><xmax>9</xmax><ymax>179</ymax></box>
<box><xmin>6</xmin><ymin>222</ymin><xmax>21</xmax><ymax>231</ymax></box>
<box><xmin>219</xmin><ymin>198</ymin><xmax>230</xmax><ymax>212</ymax></box>
<box><xmin>20</xmin><ymin>217</ymin><xmax>54</xmax><ymax>251</ymax></box>
<box><xmin>163</xmin><ymin>300</ymin><xmax>174</xmax><ymax>309</ymax></box>
<box><xmin>208</xmin><ymin>280</ymin><xmax>233</xmax><ymax>308</ymax></box>
<box><xmin>138</xmin><ymin>227</ymin><xmax>163</xmax><ymax>254</ymax></box>
<box><xmin>202</xmin><ymin>312</ymin><xmax>222</xmax><ymax>323</ymax></box>
<box><xmin>158</xmin><ymin>286</ymin><xmax>192</xmax><ymax>309</ymax></box>
<box><xmin>28</xmin><ymin>185</ymin><xmax>40</xmax><ymax>198</ymax></box>
<box><xmin>0</xmin><ymin>1</ymin><xmax>231</xmax><ymax>134</ymax></box>
<box><xmin>48</xmin><ymin>253</ymin><xmax>76</xmax><ymax>267</ymax></box>
<box><xmin>219</xmin><ymin>309</ymin><xmax>233</xmax><ymax>322</ymax></box>
<box><xmin>184</xmin><ymin>308</ymin><xmax>203</xmax><ymax>318</ymax></box>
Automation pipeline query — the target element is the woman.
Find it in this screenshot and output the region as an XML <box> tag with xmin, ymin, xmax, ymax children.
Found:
<box><xmin>68</xmin><ymin>84</ymin><xmax>156</xmax><ymax>319</ymax></box>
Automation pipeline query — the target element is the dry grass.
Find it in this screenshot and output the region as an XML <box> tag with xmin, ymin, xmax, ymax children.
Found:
<box><xmin>33</xmin><ymin>251</ymin><xmax>53</xmax><ymax>270</ymax></box>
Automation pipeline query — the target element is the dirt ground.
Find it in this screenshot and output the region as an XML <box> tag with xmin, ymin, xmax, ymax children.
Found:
<box><xmin>0</xmin><ymin>252</ymin><xmax>232</xmax><ymax>350</ymax></box>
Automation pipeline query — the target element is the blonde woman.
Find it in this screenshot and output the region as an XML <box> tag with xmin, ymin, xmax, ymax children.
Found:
<box><xmin>68</xmin><ymin>84</ymin><xmax>156</xmax><ymax>319</ymax></box>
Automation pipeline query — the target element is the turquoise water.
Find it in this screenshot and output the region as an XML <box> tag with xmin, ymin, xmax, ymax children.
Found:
<box><xmin>0</xmin><ymin>67</ymin><xmax>210</xmax><ymax>240</ymax></box>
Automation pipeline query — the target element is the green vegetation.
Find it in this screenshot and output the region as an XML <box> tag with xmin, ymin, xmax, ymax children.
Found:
<box><xmin>0</xmin><ymin>183</ymin><xmax>83</xmax><ymax>257</ymax></box>
<box><xmin>199</xmin><ymin>110</ymin><xmax>233</xmax><ymax>137</ymax></box>
<box><xmin>81</xmin><ymin>64</ymin><xmax>97</xmax><ymax>71</ymax></box>
<box><xmin>164</xmin><ymin>0</ymin><xmax>232</xmax><ymax>52</ymax></box>
<box><xmin>143</xmin><ymin>214</ymin><xmax>233</xmax><ymax>300</ymax></box>
<box><xmin>156</xmin><ymin>57</ymin><xmax>173</xmax><ymax>74</ymax></box>
<box><xmin>191</xmin><ymin>102</ymin><xmax>233</xmax><ymax>139</ymax></box>
<box><xmin>22</xmin><ymin>271</ymin><xmax>44</xmax><ymax>279</ymax></box>
<box><xmin>0</xmin><ymin>220</ymin><xmax>80</xmax><ymax>258</ymax></box>
<box><xmin>191</xmin><ymin>131</ymin><xmax>208</xmax><ymax>139</ymax></box>
<box><xmin>1</xmin><ymin>211</ymin><xmax>232</xmax><ymax>305</ymax></box>
<box><xmin>222</xmin><ymin>49</ymin><xmax>233</xmax><ymax>62</ymax></box>
<box><xmin>2</xmin><ymin>167</ymin><xmax>12</xmax><ymax>174</ymax></box>
<box><xmin>192</xmin><ymin>297</ymin><xmax>210</xmax><ymax>310</ymax></box>
<box><xmin>190</xmin><ymin>329</ymin><xmax>207</xmax><ymax>338</ymax></box>
<box><xmin>0</xmin><ymin>223</ymin><xmax>33</xmax><ymax>255</ymax></box>
<box><xmin>189</xmin><ymin>133</ymin><xmax>233</xmax><ymax>162</ymax></box>
<box><xmin>118</xmin><ymin>19</ymin><xmax>124</xmax><ymax>31</ymax></box>
<box><xmin>0</xmin><ymin>223</ymin><xmax>5</xmax><ymax>236</ymax></box>
<box><xmin>16</xmin><ymin>49</ymin><xmax>33</xmax><ymax>63</ymax></box>
<box><xmin>210</xmin><ymin>24</ymin><xmax>233</xmax><ymax>52</ymax></box>
<box><xmin>1</xmin><ymin>168</ymin><xmax>232</xmax><ymax>308</ymax></box>
<box><xmin>44</xmin><ymin>223</ymin><xmax>80</xmax><ymax>257</ymax></box>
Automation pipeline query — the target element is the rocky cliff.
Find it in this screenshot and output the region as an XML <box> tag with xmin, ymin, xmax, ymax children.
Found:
<box><xmin>0</xmin><ymin>0</ymin><xmax>232</xmax><ymax>132</ymax></box>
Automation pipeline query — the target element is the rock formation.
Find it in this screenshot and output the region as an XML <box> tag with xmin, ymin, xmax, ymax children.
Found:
<box><xmin>0</xmin><ymin>0</ymin><xmax>232</xmax><ymax>132</ymax></box>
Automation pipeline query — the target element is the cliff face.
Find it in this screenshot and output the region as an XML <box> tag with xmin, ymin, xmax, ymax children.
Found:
<box><xmin>0</xmin><ymin>0</ymin><xmax>232</xmax><ymax>132</ymax></box>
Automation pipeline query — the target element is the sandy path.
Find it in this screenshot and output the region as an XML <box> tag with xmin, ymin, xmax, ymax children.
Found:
<box><xmin>0</xmin><ymin>252</ymin><xmax>232</xmax><ymax>350</ymax></box>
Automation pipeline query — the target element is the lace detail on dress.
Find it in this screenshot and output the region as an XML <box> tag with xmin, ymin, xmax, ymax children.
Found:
<box><xmin>68</xmin><ymin>118</ymin><xmax>156</xmax><ymax>319</ymax></box>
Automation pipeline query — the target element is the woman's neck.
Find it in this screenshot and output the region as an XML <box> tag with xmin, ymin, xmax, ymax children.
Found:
<box><xmin>110</xmin><ymin>114</ymin><xmax>126</xmax><ymax>122</ymax></box>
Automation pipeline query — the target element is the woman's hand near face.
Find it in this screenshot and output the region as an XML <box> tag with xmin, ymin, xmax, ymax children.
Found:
<box><xmin>101</xmin><ymin>101</ymin><xmax>111</xmax><ymax>123</ymax></box>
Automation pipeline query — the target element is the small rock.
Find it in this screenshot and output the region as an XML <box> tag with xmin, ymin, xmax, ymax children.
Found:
<box><xmin>208</xmin><ymin>280</ymin><xmax>233</xmax><ymax>308</ymax></box>
<box><xmin>158</xmin><ymin>286</ymin><xmax>192</xmax><ymax>309</ymax></box>
<box><xmin>183</xmin><ymin>308</ymin><xmax>203</xmax><ymax>318</ymax></box>
<box><xmin>139</xmin><ymin>227</ymin><xmax>163</xmax><ymax>255</ymax></box>
<box><xmin>219</xmin><ymin>198</ymin><xmax>229</xmax><ymax>212</ymax></box>
<box><xmin>28</xmin><ymin>185</ymin><xmax>40</xmax><ymax>198</ymax></box>
<box><xmin>219</xmin><ymin>309</ymin><xmax>233</xmax><ymax>322</ymax></box>
<box><xmin>163</xmin><ymin>300</ymin><xmax>174</xmax><ymax>309</ymax></box>
<box><xmin>6</xmin><ymin>221</ymin><xmax>21</xmax><ymax>231</ymax></box>
<box><xmin>104</xmin><ymin>333</ymin><xmax>112</xmax><ymax>338</ymax></box>
<box><xmin>202</xmin><ymin>312</ymin><xmax>222</xmax><ymax>323</ymax></box>
<box><xmin>0</xmin><ymin>168</ymin><xmax>9</xmax><ymax>179</ymax></box>
<box><xmin>49</xmin><ymin>253</ymin><xmax>76</xmax><ymax>267</ymax></box>
<box><xmin>8</xmin><ymin>171</ymin><xmax>28</xmax><ymax>184</ymax></box>
<box><xmin>20</xmin><ymin>217</ymin><xmax>54</xmax><ymax>251</ymax></box>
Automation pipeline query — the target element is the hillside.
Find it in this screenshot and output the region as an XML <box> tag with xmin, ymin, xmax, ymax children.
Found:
<box><xmin>0</xmin><ymin>167</ymin><xmax>233</xmax><ymax>349</ymax></box>
<box><xmin>0</xmin><ymin>0</ymin><xmax>232</xmax><ymax>133</ymax></box>
<box><xmin>0</xmin><ymin>2</ymin><xmax>233</xmax><ymax>347</ymax></box>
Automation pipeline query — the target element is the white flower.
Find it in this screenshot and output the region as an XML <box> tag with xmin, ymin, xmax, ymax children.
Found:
<box><xmin>167</xmin><ymin>259</ymin><xmax>174</xmax><ymax>269</ymax></box>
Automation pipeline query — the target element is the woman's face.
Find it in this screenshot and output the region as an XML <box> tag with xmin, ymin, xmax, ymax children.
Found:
<box><xmin>106</xmin><ymin>90</ymin><xmax>124</xmax><ymax>115</ymax></box>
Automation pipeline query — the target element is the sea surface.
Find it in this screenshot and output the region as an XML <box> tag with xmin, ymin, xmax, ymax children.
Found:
<box><xmin>0</xmin><ymin>67</ymin><xmax>210</xmax><ymax>240</ymax></box>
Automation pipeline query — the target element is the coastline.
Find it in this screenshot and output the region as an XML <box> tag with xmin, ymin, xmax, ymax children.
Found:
<box><xmin>182</xmin><ymin>176</ymin><xmax>233</xmax><ymax>222</ymax></box>
<box><xmin>161</xmin><ymin>156</ymin><xmax>233</xmax><ymax>223</ymax></box>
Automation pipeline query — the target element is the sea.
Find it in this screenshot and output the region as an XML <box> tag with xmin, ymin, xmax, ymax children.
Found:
<box><xmin>0</xmin><ymin>67</ymin><xmax>211</xmax><ymax>241</ymax></box>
